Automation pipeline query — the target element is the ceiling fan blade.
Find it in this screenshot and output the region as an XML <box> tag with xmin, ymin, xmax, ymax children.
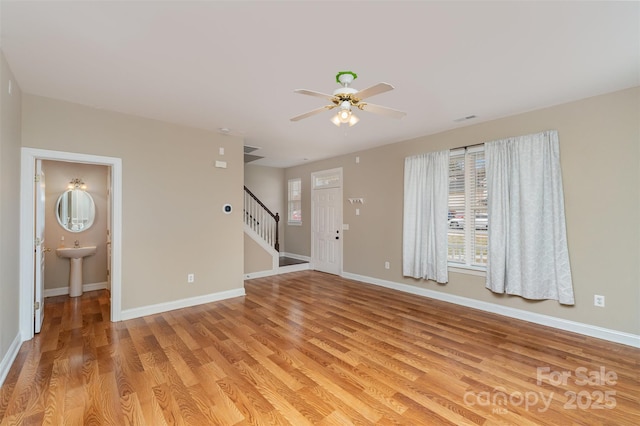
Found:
<box><xmin>360</xmin><ymin>102</ymin><xmax>406</xmax><ymax>119</ymax></box>
<box><xmin>354</xmin><ymin>82</ymin><xmax>394</xmax><ymax>100</ymax></box>
<box><xmin>290</xmin><ymin>105</ymin><xmax>335</xmax><ymax>122</ymax></box>
<box><xmin>294</xmin><ymin>89</ymin><xmax>336</xmax><ymax>102</ymax></box>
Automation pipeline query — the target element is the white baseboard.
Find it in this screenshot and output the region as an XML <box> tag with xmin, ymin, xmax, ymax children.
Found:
<box><xmin>120</xmin><ymin>287</ymin><xmax>246</xmax><ymax>321</ymax></box>
<box><xmin>44</xmin><ymin>281</ymin><xmax>108</xmax><ymax>298</ymax></box>
<box><xmin>244</xmin><ymin>258</ymin><xmax>311</xmax><ymax>280</ymax></box>
<box><xmin>245</xmin><ymin>269</ymin><xmax>279</xmax><ymax>280</ymax></box>
<box><xmin>279</xmin><ymin>263</ymin><xmax>311</xmax><ymax>273</ymax></box>
<box><xmin>342</xmin><ymin>272</ymin><xmax>640</xmax><ymax>349</ymax></box>
<box><xmin>0</xmin><ymin>333</ymin><xmax>22</xmax><ymax>388</ymax></box>
<box><xmin>281</xmin><ymin>252</ymin><xmax>311</xmax><ymax>262</ymax></box>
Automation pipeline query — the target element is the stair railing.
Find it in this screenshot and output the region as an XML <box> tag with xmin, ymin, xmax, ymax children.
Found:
<box><xmin>243</xmin><ymin>186</ymin><xmax>280</xmax><ymax>252</ymax></box>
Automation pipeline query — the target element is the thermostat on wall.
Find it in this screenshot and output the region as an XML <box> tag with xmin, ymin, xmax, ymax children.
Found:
<box><xmin>223</xmin><ymin>204</ymin><xmax>232</xmax><ymax>214</ymax></box>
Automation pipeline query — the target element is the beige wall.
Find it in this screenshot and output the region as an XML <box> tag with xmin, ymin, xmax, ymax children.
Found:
<box><xmin>244</xmin><ymin>234</ymin><xmax>274</xmax><ymax>274</ymax></box>
<box><xmin>285</xmin><ymin>87</ymin><xmax>640</xmax><ymax>335</ymax></box>
<box><xmin>0</xmin><ymin>51</ymin><xmax>22</xmax><ymax>371</ymax></box>
<box><xmin>42</xmin><ymin>160</ymin><xmax>108</xmax><ymax>290</ymax></box>
<box><xmin>22</xmin><ymin>94</ymin><xmax>244</xmax><ymax>311</ymax></box>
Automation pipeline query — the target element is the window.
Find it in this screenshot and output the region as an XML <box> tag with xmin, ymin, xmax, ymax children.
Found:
<box><xmin>287</xmin><ymin>178</ymin><xmax>301</xmax><ymax>225</ymax></box>
<box><xmin>312</xmin><ymin>169</ymin><xmax>341</xmax><ymax>189</ymax></box>
<box><xmin>448</xmin><ymin>146</ymin><xmax>487</xmax><ymax>268</ymax></box>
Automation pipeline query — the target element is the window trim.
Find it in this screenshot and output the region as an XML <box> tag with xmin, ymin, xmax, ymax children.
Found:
<box><xmin>448</xmin><ymin>265</ymin><xmax>486</xmax><ymax>277</ymax></box>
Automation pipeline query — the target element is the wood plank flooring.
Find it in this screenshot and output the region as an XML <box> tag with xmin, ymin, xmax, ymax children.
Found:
<box><xmin>1</xmin><ymin>271</ymin><xmax>638</xmax><ymax>425</ymax></box>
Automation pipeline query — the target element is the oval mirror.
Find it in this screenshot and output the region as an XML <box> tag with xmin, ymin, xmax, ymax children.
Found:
<box><xmin>56</xmin><ymin>189</ymin><xmax>96</xmax><ymax>232</ymax></box>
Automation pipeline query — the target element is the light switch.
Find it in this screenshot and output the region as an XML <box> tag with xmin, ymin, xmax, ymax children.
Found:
<box><xmin>356</xmin><ymin>208</ymin><xmax>360</xmax><ymax>216</ymax></box>
<box><xmin>219</xmin><ymin>147</ymin><xmax>225</xmax><ymax>155</ymax></box>
<box><xmin>215</xmin><ymin>160</ymin><xmax>227</xmax><ymax>168</ymax></box>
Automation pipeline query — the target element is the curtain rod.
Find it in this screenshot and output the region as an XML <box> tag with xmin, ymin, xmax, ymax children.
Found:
<box><xmin>454</xmin><ymin>130</ymin><xmax>555</xmax><ymax>151</ymax></box>
<box><xmin>452</xmin><ymin>142</ymin><xmax>484</xmax><ymax>151</ymax></box>
<box><xmin>408</xmin><ymin>142</ymin><xmax>485</xmax><ymax>160</ymax></box>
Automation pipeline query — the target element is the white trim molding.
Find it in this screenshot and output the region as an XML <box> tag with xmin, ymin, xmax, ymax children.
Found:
<box><xmin>244</xmin><ymin>261</ymin><xmax>310</xmax><ymax>280</ymax></box>
<box><xmin>0</xmin><ymin>333</ymin><xmax>22</xmax><ymax>388</ymax></box>
<box><xmin>44</xmin><ymin>281</ymin><xmax>108</xmax><ymax>298</ymax></box>
<box><xmin>244</xmin><ymin>254</ymin><xmax>311</xmax><ymax>281</ymax></box>
<box><xmin>244</xmin><ymin>269</ymin><xmax>279</xmax><ymax>280</ymax></box>
<box><xmin>342</xmin><ymin>272</ymin><xmax>640</xmax><ymax>349</ymax></box>
<box><xmin>120</xmin><ymin>287</ymin><xmax>246</xmax><ymax>321</ymax></box>
<box><xmin>20</xmin><ymin>148</ymin><xmax>123</xmax><ymax>343</ymax></box>
<box><xmin>281</xmin><ymin>252</ymin><xmax>311</xmax><ymax>262</ymax></box>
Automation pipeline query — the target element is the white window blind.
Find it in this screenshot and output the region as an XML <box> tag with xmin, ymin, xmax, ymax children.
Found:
<box><xmin>448</xmin><ymin>146</ymin><xmax>488</xmax><ymax>268</ymax></box>
<box><xmin>287</xmin><ymin>178</ymin><xmax>301</xmax><ymax>225</ymax></box>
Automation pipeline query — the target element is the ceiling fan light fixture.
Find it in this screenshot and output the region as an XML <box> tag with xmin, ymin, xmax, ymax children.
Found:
<box><xmin>291</xmin><ymin>71</ymin><xmax>405</xmax><ymax>126</ymax></box>
<box><xmin>338</xmin><ymin>108</ymin><xmax>352</xmax><ymax>123</ymax></box>
<box><xmin>337</xmin><ymin>100</ymin><xmax>353</xmax><ymax>123</ymax></box>
<box><xmin>331</xmin><ymin>110</ymin><xmax>359</xmax><ymax>127</ymax></box>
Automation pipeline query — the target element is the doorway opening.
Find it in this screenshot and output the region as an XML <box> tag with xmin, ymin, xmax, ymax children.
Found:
<box><xmin>19</xmin><ymin>148</ymin><xmax>122</xmax><ymax>341</ymax></box>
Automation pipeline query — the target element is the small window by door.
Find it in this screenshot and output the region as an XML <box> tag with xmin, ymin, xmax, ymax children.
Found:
<box><xmin>287</xmin><ymin>178</ymin><xmax>302</xmax><ymax>225</ymax></box>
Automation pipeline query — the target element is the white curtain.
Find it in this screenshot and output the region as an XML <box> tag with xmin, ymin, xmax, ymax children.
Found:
<box><xmin>485</xmin><ymin>130</ymin><xmax>574</xmax><ymax>304</ymax></box>
<box><xmin>403</xmin><ymin>150</ymin><xmax>449</xmax><ymax>283</ymax></box>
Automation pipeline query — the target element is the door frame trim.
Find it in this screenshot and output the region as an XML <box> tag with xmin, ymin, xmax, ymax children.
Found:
<box><xmin>310</xmin><ymin>167</ymin><xmax>343</xmax><ymax>276</ymax></box>
<box><xmin>34</xmin><ymin>159</ymin><xmax>45</xmax><ymax>333</ymax></box>
<box><xmin>19</xmin><ymin>148</ymin><xmax>123</xmax><ymax>341</ymax></box>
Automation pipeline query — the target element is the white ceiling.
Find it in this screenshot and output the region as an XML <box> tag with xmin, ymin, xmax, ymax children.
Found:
<box><xmin>1</xmin><ymin>1</ymin><xmax>638</xmax><ymax>167</ymax></box>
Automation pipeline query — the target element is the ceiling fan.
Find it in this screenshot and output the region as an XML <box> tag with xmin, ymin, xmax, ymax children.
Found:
<box><xmin>290</xmin><ymin>71</ymin><xmax>406</xmax><ymax>127</ymax></box>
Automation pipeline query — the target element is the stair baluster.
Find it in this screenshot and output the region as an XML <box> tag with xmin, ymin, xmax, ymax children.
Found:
<box><xmin>243</xmin><ymin>186</ymin><xmax>279</xmax><ymax>252</ymax></box>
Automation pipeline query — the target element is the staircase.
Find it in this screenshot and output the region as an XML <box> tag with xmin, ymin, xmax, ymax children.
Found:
<box><xmin>244</xmin><ymin>186</ymin><xmax>279</xmax><ymax>252</ymax></box>
<box><xmin>243</xmin><ymin>186</ymin><xmax>309</xmax><ymax>279</ymax></box>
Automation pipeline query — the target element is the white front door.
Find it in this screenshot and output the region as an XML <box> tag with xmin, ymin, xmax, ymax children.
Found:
<box><xmin>312</xmin><ymin>186</ymin><xmax>342</xmax><ymax>275</ymax></box>
<box><xmin>34</xmin><ymin>160</ymin><xmax>46</xmax><ymax>333</ymax></box>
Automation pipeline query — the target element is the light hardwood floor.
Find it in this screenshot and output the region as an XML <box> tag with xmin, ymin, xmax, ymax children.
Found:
<box><xmin>1</xmin><ymin>271</ymin><xmax>638</xmax><ymax>425</ymax></box>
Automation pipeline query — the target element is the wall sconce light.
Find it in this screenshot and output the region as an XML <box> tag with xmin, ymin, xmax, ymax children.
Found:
<box><xmin>68</xmin><ymin>178</ymin><xmax>87</xmax><ymax>190</ymax></box>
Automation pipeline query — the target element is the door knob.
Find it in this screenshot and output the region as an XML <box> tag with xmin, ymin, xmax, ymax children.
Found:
<box><xmin>335</xmin><ymin>236</ymin><xmax>339</xmax><ymax>240</ymax></box>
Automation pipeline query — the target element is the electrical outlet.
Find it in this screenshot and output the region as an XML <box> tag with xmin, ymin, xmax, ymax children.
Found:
<box><xmin>187</xmin><ymin>273</ymin><xmax>195</xmax><ymax>283</ymax></box>
<box><xmin>594</xmin><ymin>295</ymin><xmax>605</xmax><ymax>307</ymax></box>
<box><xmin>384</xmin><ymin>261</ymin><xmax>390</xmax><ymax>270</ymax></box>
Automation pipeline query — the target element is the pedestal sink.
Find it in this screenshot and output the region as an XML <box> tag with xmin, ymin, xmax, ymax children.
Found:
<box><xmin>56</xmin><ymin>246</ymin><xmax>97</xmax><ymax>297</ymax></box>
